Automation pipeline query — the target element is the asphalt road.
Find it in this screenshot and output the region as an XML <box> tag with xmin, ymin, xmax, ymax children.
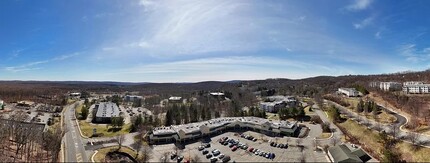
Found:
<box><xmin>63</xmin><ymin>101</ymin><xmax>89</xmax><ymax>162</ymax></box>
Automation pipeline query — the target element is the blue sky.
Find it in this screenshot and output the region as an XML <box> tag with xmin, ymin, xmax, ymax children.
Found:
<box><xmin>1</xmin><ymin>0</ymin><xmax>430</xmax><ymax>82</ymax></box>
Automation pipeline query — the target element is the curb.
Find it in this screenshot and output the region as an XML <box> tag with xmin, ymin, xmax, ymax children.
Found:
<box><xmin>74</xmin><ymin>102</ymin><xmax>90</xmax><ymax>139</ymax></box>
<box><xmin>60</xmin><ymin>102</ymin><xmax>68</xmax><ymax>162</ymax></box>
<box><xmin>91</xmin><ymin>150</ymin><xmax>98</xmax><ymax>162</ymax></box>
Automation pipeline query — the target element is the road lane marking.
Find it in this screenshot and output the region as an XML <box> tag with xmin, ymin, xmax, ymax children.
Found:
<box><xmin>76</xmin><ymin>153</ymin><xmax>82</xmax><ymax>162</ymax></box>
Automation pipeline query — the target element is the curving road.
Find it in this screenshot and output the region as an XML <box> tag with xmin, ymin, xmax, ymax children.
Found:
<box><xmin>326</xmin><ymin>100</ymin><xmax>430</xmax><ymax>148</ymax></box>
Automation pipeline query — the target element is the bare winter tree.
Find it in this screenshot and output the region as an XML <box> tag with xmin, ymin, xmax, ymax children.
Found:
<box><xmin>299</xmin><ymin>152</ymin><xmax>306</xmax><ymax>163</ymax></box>
<box><xmin>390</xmin><ymin>125</ymin><xmax>400</xmax><ymax>140</ymax></box>
<box><xmin>115</xmin><ymin>134</ymin><xmax>126</xmax><ymax>150</ymax></box>
<box><xmin>330</xmin><ymin>136</ymin><xmax>340</xmax><ymax>146</ymax></box>
<box><xmin>159</xmin><ymin>152</ymin><xmax>169</xmax><ymax>163</ymax></box>
<box><xmin>408</xmin><ymin>132</ymin><xmax>420</xmax><ymax>147</ymax></box>
<box><xmin>140</xmin><ymin>144</ymin><xmax>152</xmax><ymax>163</ymax></box>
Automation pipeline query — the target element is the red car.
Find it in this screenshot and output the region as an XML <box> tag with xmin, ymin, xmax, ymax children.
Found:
<box><xmin>248</xmin><ymin>147</ymin><xmax>254</xmax><ymax>152</ymax></box>
<box><xmin>231</xmin><ymin>146</ymin><xmax>238</xmax><ymax>151</ymax></box>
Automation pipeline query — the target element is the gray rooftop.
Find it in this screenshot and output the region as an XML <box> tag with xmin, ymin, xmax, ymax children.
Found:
<box><xmin>95</xmin><ymin>102</ymin><xmax>120</xmax><ymax>118</ymax></box>
<box><xmin>329</xmin><ymin>144</ymin><xmax>370</xmax><ymax>163</ymax></box>
<box><xmin>153</xmin><ymin>116</ymin><xmax>298</xmax><ymax>136</ymax></box>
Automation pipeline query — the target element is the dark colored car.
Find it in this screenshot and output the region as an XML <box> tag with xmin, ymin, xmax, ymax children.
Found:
<box><xmin>202</xmin><ymin>150</ymin><xmax>209</xmax><ymax>155</ymax></box>
<box><xmin>222</xmin><ymin>156</ymin><xmax>231</xmax><ymax>163</ymax></box>
<box><xmin>206</xmin><ymin>154</ymin><xmax>213</xmax><ymax>159</ymax></box>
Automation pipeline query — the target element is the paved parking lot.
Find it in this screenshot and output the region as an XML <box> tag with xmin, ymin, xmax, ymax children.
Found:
<box><xmin>149</xmin><ymin>131</ymin><xmax>329</xmax><ymax>162</ymax></box>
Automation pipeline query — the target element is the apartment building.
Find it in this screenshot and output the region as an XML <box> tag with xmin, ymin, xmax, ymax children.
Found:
<box><xmin>338</xmin><ymin>88</ymin><xmax>359</xmax><ymax>97</ymax></box>
<box><xmin>148</xmin><ymin>117</ymin><xmax>299</xmax><ymax>144</ymax></box>
<box><xmin>259</xmin><ymin>96</ymin><xmax>298</xmax><ymax>113</ymax></box>
<box><xmin>403</xmin><ymin>84</ymin><xmax>430</xmax><ymax>94</ymax></box>
<box><xmin>379</xmin><ymin>82</ymin><xmax>402</xmax><ymax>91</ymax></box>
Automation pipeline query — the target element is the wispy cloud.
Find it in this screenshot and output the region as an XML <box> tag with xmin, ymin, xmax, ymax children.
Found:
<box><xmin>106</xmin><ymin>56</ymin><xmax>354</xmax><ymax>82</ymax></box>
<box><xmin>346</xmin><ymin>0</ymin><xmax>373</xmax><ymax>11</ymax></box>
<box><xmin>4</xmin><ymin>53</ymin><xmax>80</xmax><ymax>72</ymax></box>
<box><xmin>399</xmin><ymin>44</ymin><xmax>430</xmax><ymax>62</ymax></box>
<box><xmin>353</xmin><ymin>17</ymin><xmax>373</xmax><ymax>29</ymax></box>
<box><xmin>374</xmin><ymin>31</ymin><xmax>381</xmax><ymax>39</ymax></box>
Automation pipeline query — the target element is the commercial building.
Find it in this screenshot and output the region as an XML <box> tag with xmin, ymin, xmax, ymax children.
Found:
<box><xmin>149</xmin><ymin>117</ymin><xmax>299</xmax><ymax>144</ymax></box>
<box><xmin>403</xmin><ymin>81</ymin><xmax>424</xmax><ymax>86</ymax></box>
<box><xmin>379</xmin><ymin>82</ymin><xmax>402</xmax><ymax>91</ymax></box>
<box><xmin>338</xmin><ymin>88</ymin><xmax>359</xmax><ymax>97</ymax></box>
<box><xmin>124</xmin><ymin>95</ymin><xmax>143</xmax><ymax>102</ymax></box>
<box><xmin>328</xmin><ymin>144</ymin><xmax>371</xmax><ymax>163</ymax></box>
<box><xmin>94</xmin><ymin>102</ymin><xmax>120</xmax><ymax>123</ymax></box>
<box><xmin>260</xmin><ymin>96</ymin><xmax>298</xmax><ymax>113</ymax></box>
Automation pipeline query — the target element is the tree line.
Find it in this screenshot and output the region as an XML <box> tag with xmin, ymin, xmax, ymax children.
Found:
<box><xmin>0</xmin><ymin>112</ymin><xmax>63</xmax><ymax>162</ymax></box>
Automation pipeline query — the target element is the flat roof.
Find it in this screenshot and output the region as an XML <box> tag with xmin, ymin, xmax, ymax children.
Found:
<box><xmin>168</xmin><ymin>96</ymin><xmax>182</xmax><ymax>101</ymax></box>
<box><xmin>95</xmin><ymin>102</ymin><xmax>120</xmax><ymax>118</ymax></box>
<box><xmin>153</xmin><ymin>116</ymin><xmax>297</xmax><ymax>136</ymax></box>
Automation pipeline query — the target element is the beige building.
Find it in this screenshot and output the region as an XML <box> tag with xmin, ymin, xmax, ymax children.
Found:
<box><xmin>149</xmin><ymin>117</ymin><xmax>299</xmax><ymax>144</ymax></box>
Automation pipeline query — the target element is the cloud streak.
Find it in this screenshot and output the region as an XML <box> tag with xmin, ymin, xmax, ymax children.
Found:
<box><xmin>4</xmin><ymin>53</ymin><xmax>80</xmax><ymax>72</ymax></box>
<box><xmin>346</xmin><ymin>0</ymin><xmax>373</xmax><ymax>11</ymax></box>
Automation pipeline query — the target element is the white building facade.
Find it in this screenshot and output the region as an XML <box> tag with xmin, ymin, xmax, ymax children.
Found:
<box><xmin>379</xmin><ymin>82</ymin><xmax>402</xmax><ymax>91</ymax></box>
<box><xmin>338</xmin><ymin>88</ymin><xmax>359</xmax><ymax>97</ymax></box>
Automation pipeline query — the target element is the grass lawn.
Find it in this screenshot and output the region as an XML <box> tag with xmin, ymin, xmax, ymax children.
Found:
<box><xmin>338</xmin><ymin>119</ymin><xmax>430</xmax><ymax>162</ymax></box>
<box><xmin>362</xmin><ymin>111</ymin><xmax>396</xmax><ymax>124</ymax></box>
<box><xmin>93</xmin><ymin>146</ymin><xmax>141</xmax><ymax>162</ymax></box>
<box><xmin>396</xmin><ymin>142</ymin><xmax>430</xmax><ymax>162</ymax></box>
<box><xmin>266</xmin><ymin>113</ymin><xmax>280</xmax><ymax>120</ymax></box>
<box><xmin>318</xmin><ymin>132</ymin><xmax>332</xmax><ymax>139</ymax></box>
<box><xmin>78</xmin><ymin>120</ymin><xmax>131</xmax><ymax>137</ymax></box>
<box><xmin>304</xmin><ymin>106</ymin><xmax>314</xmax><ymax>115</ymax></box>
<box><xmin>344</xmin><ymin>98</ymin><xmax>360</xmax><ymax>108</ymax></box>
<box><xmin>338</xmin><ymin>120</ymin><xmax>383</xmax><ymax>153</ymax></box>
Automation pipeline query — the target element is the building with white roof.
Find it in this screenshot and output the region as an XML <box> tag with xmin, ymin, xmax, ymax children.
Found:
<box><xmin>94</xmin><ymin>102</ymin><xmax>120</xmax><ymax>123</ymax></box>
<box><xmin>338</xmin><ymin>88</ymin><xmax>359</xmax><ymax>97</ymax></box>
<box><xmin>149</xmin><ymin>116</ymin><xmax>299</xmax><ymax>144</ymax></box>
<box><xmin>168</xmin><ymin>96</ymin><xmax>182</xmax><ymax>102</ymax></box>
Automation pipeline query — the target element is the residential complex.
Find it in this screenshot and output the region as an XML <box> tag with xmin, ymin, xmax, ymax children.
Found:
<box><xmin>379</xmin><ymin>82</ymin><xmax>402</xmax><ymax>91</ymax></box>
<box><xmin>94</xmin><ymin>102</ymin><xmax>120</xmax><ymax>123</ymax></box>
<box><xmin>403</xmin><ymin>84</ymin><xmax>430</xmax><ymax>94</ymax></box>
<box><xmin>149</xmin><ymin>116</ymin><xmax>299</xmax><ymax>144</ymax></box>
<box><xmin>259</xmin><ymin>96</ymin><xmax>298</xmax><ymax>113</ymax></box>
<box><xmin>338</xmin><ymin>88</ymin><xmax>359</xmax><ymax>97</ymax></box>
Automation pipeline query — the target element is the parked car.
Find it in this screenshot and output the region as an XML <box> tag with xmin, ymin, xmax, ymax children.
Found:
<box><xmin>177</xmin><ymin>155</ymin><xmax>184</xmax><ymax>162</ymax></box>
<box><xmin>252</xmin><ymin>138</ymin><xmax>257</xmax><ymax>142</ymax></box>
<box><xmin>229</xmin><ymin>144</ymin><xmax>235</xmax><ymax>148</ymax></box>
<box><xmin>222</xmin><ymin>156</ymin><xmax>231</xmax><ymax>163</ymax></box>
<box><xmin>202</xmin><ymin>150</ymin><xmax>209</xmax><ymax>155</ymax></box>
<box><xmin>218</xmin><ymin>154</ymin><xmax>225</xmax><ymax>159</ymax></box>
<box><xmin>204</xmin><ymin>143</ymin><xmax>211</xmax><ymax>148</ymax></box>
<box><xmin>210</xmin><ymin>157</ymin><xmax>217</xmax><ymax>163</ymax></box>
<box><xmin>231</xmin><ymin>146</ymin><xmax>238</xmax><ymax>151</ymax></box>
<box><xmin>248</xmin><ymin>147</ymin><xmax>254</xmax><ymax>152</ymax></box>
<box><xmin>198</xmin><ymin>146</ymin><xmax>205</xmax><ymax>151</ymax></box>
<box><xmin>206</xmin><ymin>154</ymin><xmax>213</xmax><ymax>159</ymax></box>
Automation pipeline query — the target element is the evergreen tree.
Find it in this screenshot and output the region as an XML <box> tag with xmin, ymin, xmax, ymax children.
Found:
<box><xmin>165</xmin><ymin>109</ymin><xmax>173</xmax><ymax>126</ymax></box>
<box><xmin>215</xmin><ymin>111</ymin><xmax>220</xmax><ymax>118</ymax></box>
<box><xmin>183</xmin><ymin>105</ymin><xmax>189</xmax><ymax>124</ymax></box>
